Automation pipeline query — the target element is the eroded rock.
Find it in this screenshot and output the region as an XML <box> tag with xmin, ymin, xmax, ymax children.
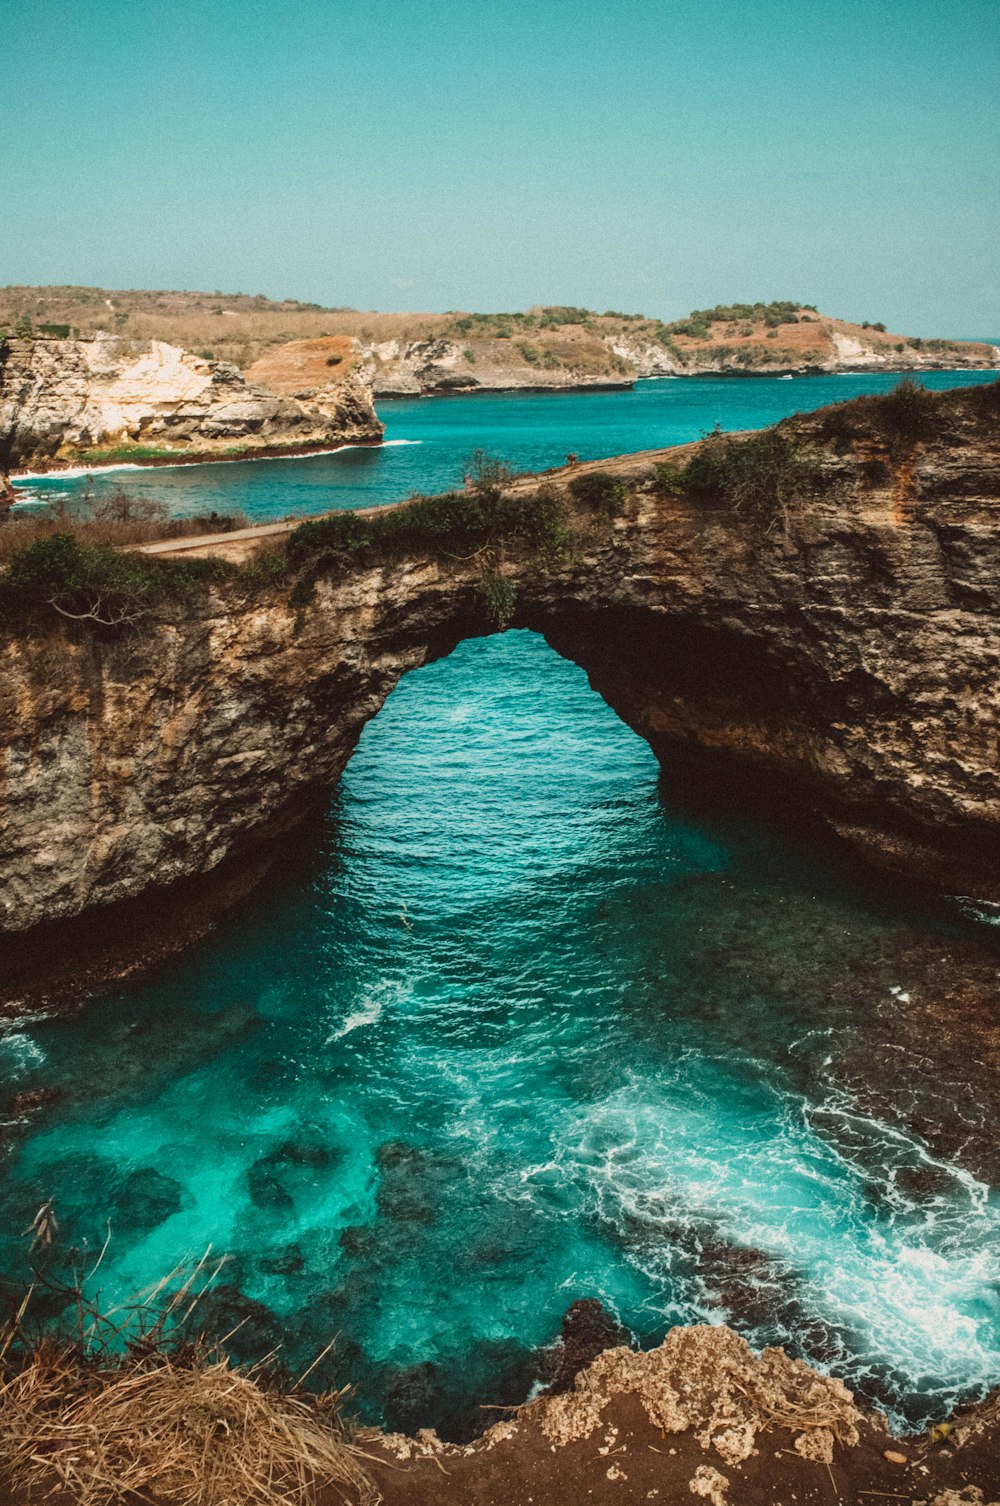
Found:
<box><xmin>0</xmin><ymin>333</ymin><xmax>382</xmax><ymax>471</ymax></box>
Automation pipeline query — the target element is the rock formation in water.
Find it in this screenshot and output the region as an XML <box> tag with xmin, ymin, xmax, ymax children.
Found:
<box><xmin>0</xmin><ymin>332</ymin><xmax>383</xmax><ymax>474</ymax></box>
<box><xmin>0</xmin><ymin>383</ymin><xmax>999</xmax><ymax>994</ymax></box>
<box><xmin>357</xmin><ymin>1323</ymin><xmax>1000</xmax><ymax>1505</ymax></box>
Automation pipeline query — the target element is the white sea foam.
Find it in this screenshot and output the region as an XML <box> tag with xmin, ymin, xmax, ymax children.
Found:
<box><xmin>0</xmin><ymin>1029</ymin><xmax>46</xmax><ymax>1076</ymax></box>
<box><xmin>559</xmin><ymin>1068</ymin><xmax>1000</xmax><ymax>1427</ymax></box>
<box><xmin>326</xmin><ymin>997</ymin><xmax>384</xmax><ymax>1042</ymax></box>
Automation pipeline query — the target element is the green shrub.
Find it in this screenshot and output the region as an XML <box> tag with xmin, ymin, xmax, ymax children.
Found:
<box><xmin>286</xmin><ymin>483</ymin><xmax>569</xmax><ymax>573</ymax></box>
<box><xmin>655</xmin><ymin>428</ymin><xmax>818</xmax><ymax>521</ymax></box>
<box><xmin>665</xmin><ymin>301</ymin><xmax>804</xmax><ymax>337</ymax></box>
<box><xmin>481</xmin><ymin>569</ymin><xmax>517</xmax><ymax>629</ymax></box>
<box><xmin>966</xmin><ymin>378</ymin><xmax>1000</xmax><ymax>423</ymax></box>
<box><xmin>819</xmin><ymin>378</ymin><xmax>939</xmax><ymax>454</ymax></box>
<box><xmin>567</xmin><ymin>470</ymin><xmax>628</xmax><ymax>516</ymax></box>
<box><xmin>0</xmin><ymin>533</ymin><xmax>229</xmax><ymax>631</ymax></box>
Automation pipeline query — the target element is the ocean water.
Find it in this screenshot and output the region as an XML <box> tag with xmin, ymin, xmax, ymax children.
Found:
<box><xmin>11</xmin><ymin>368</ymin><xmax>998</xmax><ymax>520</ymax></box>
<box><xmin>3</xmin><ymin>374</ymin><xmax>1000</xmax><ymax>1438</ymax></box>
<box><xmin>1</xmin><ymin>633</ymin><xmax>999</xmax><ymax>1439</ymax></box>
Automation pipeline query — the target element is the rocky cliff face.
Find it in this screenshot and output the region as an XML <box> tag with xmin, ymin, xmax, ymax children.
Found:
<box><xmin>346</xmin><ymin>315</ymin><xmax>999</xmax><ymax>395</ymax></box>
<box><xmin>1</xmin><ymin>385</ymin><xmax>998</xmax><ymax>990</ymax></box>
<box><xmin>0</xmin><ymin>333</ymin><xmax>383</xmax><ymax>473</ymax></box>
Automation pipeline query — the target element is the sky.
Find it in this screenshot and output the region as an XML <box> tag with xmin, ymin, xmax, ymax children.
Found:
<box><xmin>2</xmin><ymin>0</ymin><xmax>998</xmax><ymax>335</ymax></box>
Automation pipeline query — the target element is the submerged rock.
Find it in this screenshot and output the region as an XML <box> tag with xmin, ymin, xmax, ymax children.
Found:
<box><xmin>114</xmin><ymin>1166</ymin><xmax>185</xmax><ymax>1231</ymax></box>
<box><xmin>194</xmin><ymin>1282</ymin><xmax>282</xmax><ymax>1363</ymax></box>
<box><xmin>375</xmin><ymin>1141</ymin><xmax>460</xmax><ymax>1227</ymax></box>
<box><xmin>540</xmin><ymin>1298</ymin><xmax>633</xmax><ymax>1394</ymax></box>
<box><xmin>246</xmin><ymin>1134</ymin><xmax>342</xmax><ymax>1212</ymax></box>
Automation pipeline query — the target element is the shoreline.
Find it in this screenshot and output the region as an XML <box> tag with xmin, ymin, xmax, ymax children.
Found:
<box><xmin>9</xmin><ymin>368</ymin><xmax>997</xmax><ymax>482</ymax></box>
<box><xmin>373</xmin><ymin>360</ymin><xmax>1000</xmax><ymax>401</ymax></box>
<box><xmin>9</xmin><ymin>434</ymin><xmax>388</xmax><ymax>482</ymax></box>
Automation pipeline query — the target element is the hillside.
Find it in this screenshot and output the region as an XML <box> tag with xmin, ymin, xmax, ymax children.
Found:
<box><xmin>1</xmin><ymin>289</ymin><xmax>996</xmax><ymax>397</ymax></box>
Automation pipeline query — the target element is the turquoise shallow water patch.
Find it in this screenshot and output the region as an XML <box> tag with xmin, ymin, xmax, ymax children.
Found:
<box><xmin>2</xmin><ymin>632</ymin><xmax>1000</xmax><ymax>1439</ymax></box>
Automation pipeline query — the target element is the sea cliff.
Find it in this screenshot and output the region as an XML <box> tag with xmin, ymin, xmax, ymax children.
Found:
<box><xmin>3</xmin><ymin>287</ymin><xmax>996</xmax><ymax>401</ymax></box>
<box><xmin>0</xmin><ymin>332</ymin><xmax>383</xmax><ymax>475</ymax></box>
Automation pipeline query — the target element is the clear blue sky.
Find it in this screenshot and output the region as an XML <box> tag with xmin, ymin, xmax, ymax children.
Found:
<box><xmin>3</xmin><ymin>0</ymin><xmax>998</xmax><ymax>334</ymax></box>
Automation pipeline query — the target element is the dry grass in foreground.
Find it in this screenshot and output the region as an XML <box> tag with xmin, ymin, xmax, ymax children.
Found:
<box><xmin>0</xmin><ymin>487</ymin><xmax>249</xmax><ymax>565</ymax></box>
<box><xmin>0</xmin><ymin>1343</ymin><xmax>379</xmax><ymax>1506</ymax></box>
<box><xmin>0</xmin><ymin>1229</ymin><xmax>379</xmax><ymax>1506</ymax></box>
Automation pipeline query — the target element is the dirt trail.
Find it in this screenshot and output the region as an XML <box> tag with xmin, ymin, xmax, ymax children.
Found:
<box><xmin>129</xmin><ymin>442</ymin><xmax>703</xmax><ymax>563</ymax></box>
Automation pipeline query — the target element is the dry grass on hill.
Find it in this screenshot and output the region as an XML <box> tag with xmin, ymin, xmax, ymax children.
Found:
<box><xmin>2</xmin><ymin>288</ymin><xmax>991</xmax><ymax>380</ymax></box>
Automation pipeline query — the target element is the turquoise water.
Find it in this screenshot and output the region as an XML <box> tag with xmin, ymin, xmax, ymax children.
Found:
<box><xmin>2</xmin><ymin>633</ymin><xmax>999</xmax><ymax>1439</ymax></box>
<box><xmin>4</xmin><ymin>373</ymin><xmax>1000</xmax><ymax>1438</ymax></box>
<box><xmin>12</xmin><ymin>369</ymin><xmax>998</xmax><ymax>521</ymax></box>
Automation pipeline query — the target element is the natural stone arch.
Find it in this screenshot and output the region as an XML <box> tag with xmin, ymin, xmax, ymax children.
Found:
<box><xmin>2</xmin><ymin>391</ymin><xmax>999</xmax><ymax>998</ymax></box>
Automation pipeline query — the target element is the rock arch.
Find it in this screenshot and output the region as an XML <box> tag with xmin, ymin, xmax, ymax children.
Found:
<box><xmin>2</xmin><ymin>394</ymin><xmax>999</xmax><ymax>997</ymax></box>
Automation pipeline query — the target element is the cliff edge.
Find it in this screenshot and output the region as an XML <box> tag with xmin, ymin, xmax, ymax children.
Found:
<box><xmin>2</xmin><ymin>289</ymin><xmax>995</xmax><ymax>401</ymax></box>
<box><xmin>0</xmin><ymin>332</ymin><xmax>383</xmax><ymax>474</ymax></box>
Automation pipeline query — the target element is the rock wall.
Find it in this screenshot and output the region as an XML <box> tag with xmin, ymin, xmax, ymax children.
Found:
<box><xmin>347</xmin><ymin>322</ymin><xmax>999</xmax><ymax>396</ymax></box>
<box><xmin>1</xmin><ymin>386</ymin><xmax>999</xmax><ymax>985</ymax></box>
<box><xmin>0</xmin><ymin>333</ymin><xmax>383</xmax><ymax>472</ymax></box>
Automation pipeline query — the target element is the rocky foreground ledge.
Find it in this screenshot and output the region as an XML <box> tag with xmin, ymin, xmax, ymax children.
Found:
<box><xmin>3</xmin><ymin>1324</ymin><xmax>997</xmax><ymax>1505</ymax></box>
<box><xmin>354</xmin><ymin>1325</ymin><xmax>1000</xmax><ymax>1506</ymax></box>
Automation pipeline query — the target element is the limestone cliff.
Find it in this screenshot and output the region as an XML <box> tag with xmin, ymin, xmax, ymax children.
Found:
<box><xmin>350</xmin><ymin>314</ymin><xmax>1000</xmax><ymax>395</ymax></box>
<box><xmin>0</xmin><ymin>383</ymin><xmax>999</xmax><ymax>991</ymax></box>
<box><xmin>0</xmin><ymin>333</ymin><xmax>383</xmax><ymax>474</ymax></box>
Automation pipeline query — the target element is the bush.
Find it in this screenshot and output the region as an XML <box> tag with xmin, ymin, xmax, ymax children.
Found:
<box><xmin>287</xmin><ymin>483</ymin><xmax>570</xmax><ymax>572</ymax></box>
<box><xmin>481</xmin><ymin>569</ymin><xmax>517</xmax><ymax>629</ymax></box>
<box><xmin>0</xmin><ymin>533</ymin><xmax>228</xmax><ymax>631</ymax></box>
<box><xmin>819</xmin><ymin>378</ymin><xmax>940</xmax><ymax>454</ymax></box>
<box><xmin>568</xmin><ymin>470</ymin><xmax>628</xmax><ymax>516</ymax></box>
<box><xmin>656</xmin><ymin>428</ymin><xmax>818</xmax><ymax>521</ymax></box>
<box><xmin>664</xmin><ymin>301</ymin><xmax>804</xmax><ymax>338</ymax></box>
<box><xmin>0</xmin><ymin>489</ymin><xmax>250</xmax><ymax>565</ymax></box>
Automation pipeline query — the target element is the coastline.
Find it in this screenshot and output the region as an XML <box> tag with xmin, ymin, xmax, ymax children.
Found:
<box><xmin>9</xmin><ymin>434</ymin><xmax>388</xmax><ymax>482</ymax></box>
<box><xmin>373</xmin><ymin>360</ymin><xmax>999</xmax><ymax>400</ymax></box>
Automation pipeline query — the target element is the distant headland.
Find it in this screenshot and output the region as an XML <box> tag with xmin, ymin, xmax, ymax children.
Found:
<box><xmin>1</xmin><ymin>288</ymin><xmax>997</xmax><ymax>475</ymax></box>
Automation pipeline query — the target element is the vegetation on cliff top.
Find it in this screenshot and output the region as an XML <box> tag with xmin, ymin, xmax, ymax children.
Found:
<box><xmin>286</xmin><ymin>452</ymin><xmax>575</xmax><ymax>627</ymax></box>
<box><xmin>656</xmin><ymin>428</ymin><xmax>820</xmax><ymax>523</ymax></box>
<box><xmin>2</xmin><ymin>381</ymin><xmax>994</xmax><ymax>636</ymax></box>
<box><xmin>0</xmin><ymin>533</ymin><xmax>231</xmax><ymax>629</ymax></box>
<box><xmin>817</xmin><ymin>374</ymin><xmax>1000</xmax><ymax>452</ymax></box>
<box><xmin>9</xmin><ymin>287</ymin><xmax>992</xmax><ymax>374</ymax></box>
<box><xmin>0</xmin><ymin>490</ymin><xmax>261</xmax><ymax>632</ymax></box>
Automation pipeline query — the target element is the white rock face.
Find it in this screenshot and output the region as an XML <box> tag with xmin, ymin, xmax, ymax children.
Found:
<box><xmin>0</xmin><ymin>334</ymin><xmax>383</xmax><ymax>470</ymax></box>
<box><xmin>830</xmin><ymin>330</ymin><xmax>887</xmax><ymax>367</ymax></box>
